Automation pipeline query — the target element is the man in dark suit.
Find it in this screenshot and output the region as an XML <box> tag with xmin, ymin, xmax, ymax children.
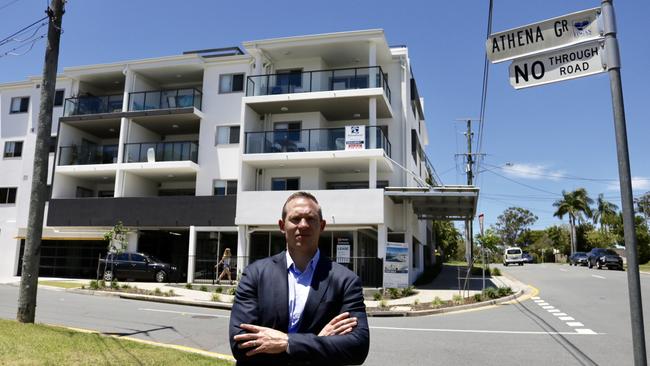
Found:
<box><xmin>229</xmin><ymin>192</ymin><xmax>370</xmax><ymax>365</ymax></box>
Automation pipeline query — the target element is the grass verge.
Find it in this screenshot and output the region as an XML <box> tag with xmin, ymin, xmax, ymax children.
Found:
<box><xmin>38</xmin><ymin>280</ymin><xmax>83</xmax><ymax>289</ymax></box>
<box><xmin>0</xmin><ymin>318</ymin><xmax>233</xmax><ymax>365</ymax></box>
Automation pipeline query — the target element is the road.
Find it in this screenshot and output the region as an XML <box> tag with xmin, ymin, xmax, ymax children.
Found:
<box><xmin>1</xmin><ymin>263</ymin><xmax>648</xmax><ymax>365</ymax></box>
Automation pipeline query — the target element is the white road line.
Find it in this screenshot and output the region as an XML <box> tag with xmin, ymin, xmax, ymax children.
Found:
<box><xmin>559</xmin><ymin>316</ymin><xmax>575</xmax><ymax>321</ymax></box>
<box><xmin>542</xmin><ymin>306</ymin><xmax>555</xmax><ymax>309</ymax></box>
<box><xmin>532</xmin><ymin>296</ymin><xmax>540</xmax><ymax>300</ymax></box>
<box><xmin>370</xmin><ymin>326</ymin><xmax>599</xmax><ymax>335</ymax></box>
<box><xmin>138</xmin><ymin>308</ymin><xmax>229</xmax><ymax>318</ymax></box>
<box><xmin>548</xmin><ymin>310</ymin><xmax>560</xmax><ymax>313</ymax></box>
<box><xmin>567</xmin><ymin>322</ymin><xmax>585</xmax><ymax>327</ymax></box>
<box><xmin>533</xmin><ymin>300</ymin><xmax>544</xmax><ymax>303</ymax></box>
<box><xmin>592</xmin><ymin>274</ymin><xmax>606</xmax><ymax>279</ymax></box>
<box><xmin>538</xmin><ymin>303</ymin><xmax>549</xmax><ymax>306</ymax></box>
<box><xmin>575</xmin><ymin>329</ymin><xmax>597</xmax><ymax>335</ymax></box>
<box><xmin>553</xmin><ymin>313</ymin><xmax>567</xmax><ymax>316</ymax></box>
<box><xmin>560</xmin><ymin>269</ymin><xmax>568</xmax><ymax>272</ymax></box>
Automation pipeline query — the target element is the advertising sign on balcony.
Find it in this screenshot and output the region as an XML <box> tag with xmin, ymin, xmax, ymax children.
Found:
<box><xmin>383</xmin><ymin>242</ymin><xmax>409</xmax><ymax>288</ymax></box>
<box><xmin>336</xmin><ymin>238</ymin><xmax>351</xmax><ymax>264</ymax></box>
<box><xmin>345</xmin><ymin>125</ymin><xmax>365</xmax><ymax>151</ymax></box>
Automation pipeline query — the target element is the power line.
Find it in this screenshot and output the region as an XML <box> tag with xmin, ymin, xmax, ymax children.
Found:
<box><xmin>0</xmin><ymin>16</ymin><xmax>48</xmax><ymax>47</ymax></box>
<box><xmin>0</xmin><ymin>33</ymin><xmax>46</xmax><ymax>58</ymax></box>
<box><xmin>483</xmin><ymin>167</ymin><xmax>561</xmax><ymax>196</ymax></box>
<box><xmin>475</xmin><ymin>0</ymin><xmax>494</xmax><ymax>178</ymax></box>
<box><xmin>0</xmin><ymin>0</ymin><xmax>22</xmax><ymax>11</ymax></box>
<box><xmin>482</xmin><ymin>162</ymin><xmax>621</xmax><ymax>182</ymax></box>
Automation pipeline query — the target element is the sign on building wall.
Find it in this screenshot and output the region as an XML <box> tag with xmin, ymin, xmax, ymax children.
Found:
<box><xmin>336</xmin><ymin>239</ymin><xmax>351</xmax><ymax>264</ymax></box>
<box><xmin>383</xmin><ymin>242</ymin><xmax>409</xmax><ymax>288</ymax></box>
<box><xmin>345</xmin><ymin>125</ymin><xmax>365</xmax><ymax>151</ymax></box>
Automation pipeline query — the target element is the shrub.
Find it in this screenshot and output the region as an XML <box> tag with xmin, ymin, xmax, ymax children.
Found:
<box><xmin>211</xmin><ymin>293</ymin><xmax>221</xmax><ymax>302</ymax></box>
<box><xmin>98</xmin><ymin>280</ymin><xmax>105</xmax><ymax>288</ymax></box>
<box><xmin>482</xmin><ymin>287</ymin><xmax>499</xmax><ymax>300</ymax></box>
<box><xmin>373</xmin><ymin>292</ymin><xmax>383</xmax><ymax>301</ymax></box>
<box><xmin>89</xmin><ymin>280</ymin><xmax>99</xmax><ymax>290</ymax></box>
<box><xmin>110</xmin><ymin>280</ymin><xmax>119</xmax><ymax>289</ymax></box>
<box><xmin>473</xmin><ymin>293</ymin><xmax>484</xmax><ymax>302</ymax></box>
<box><xmin>80</xmin><ymin>285</ymin><xmax>85</xmax><ymax>290</ymax></box>
<box><xmin>167</xmin><ymin>289</ymin><xmax>175</xmax><ymax>297</ymax></box>
<box><xmin>227</xmin><ymin>287</ymin><xmax>236</xmax><ymax>296</ymax></box>
<box><xmin>491</xmin><ymin>267</ymin><xmax>501</xmax><ymax>276</ymax></box>
<box><xmin>200</xmin><ymin>285</ymin><xmax>208</xmax><ymax>292</ymax></box>
<box><xmin>452</xmin><ymin>294</ymin><xmax>464</xmax><ymax>305</ymax></box>
<box><xmin>379</xmin><ymin>299</ymin><xmax>388</xmax><ymax>308</ymax></box>
<box><xmin>497</xmin><ymin>286</ymin><xmax>513</xmax><ymax>297</ymax></box>
<box><xmin>401</xmin><ymin>286</ymin><xmax>416</xmax><ymax>297</ymax></box>
<box><xmin>215</xmin><ymin>287</ymin><xmax>223</xmax><ymax>293</ymax></box>
<box><xmin>121</xmin><ymin>283</ymin><xmax>130</xmax><ymax>289</ymax></box>
<box><xmin>154</xmin><ymin>287</ymin><xmax>162</xmax><ymax>296</ymax></box>
<box><xmin>387</xmin><ymin>288</ymin><xmax>400</xmax><ymax>299</ymax></box>
<box><xmin>414</xmin><ymin>299</ymin><xmax>420</xmax><ymax>305</ymax></box>
<box><xmin>185</xmin><ymin>283</ymin><xmax>193</xmax><ymax>290</ymax></box>
<box><xmin>432</xmin><ymin>296</ymin><xmax>443</xmax><ymax>308</ymax></box>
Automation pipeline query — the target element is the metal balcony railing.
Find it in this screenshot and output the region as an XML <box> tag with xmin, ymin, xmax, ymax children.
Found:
<box><xmin>63</xmin><ymin>95</ymin><xmax>124</xmax><ymax>116</ymax></box>
<box><xmin>124</xmin><ymin>141</ymin><xmax>198</xmax><ymax>163</ymax></box>
<box><xmin>58</xmin><ymin>144</ymin><xmax>118</xmax><ymax>165</ymax></box>
<box><xmin>246</xmin><ymin>66</ymin><xmax>391</xmax><ymax>103</ymax></box>
<box><xmin>244</xmin><ymin>126</ymin><xmax>391</xmax><ymax>157</ymax></box>
<box><xmin>128</xmin><ymin>88</ymin><xmax>202</xmax><ymax>111</ymax></box>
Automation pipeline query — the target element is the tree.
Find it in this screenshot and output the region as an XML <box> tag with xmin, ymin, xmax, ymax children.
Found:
<box><xmin>17</xmin><ymin>0</ymin><xmax>65</xmax><ymax>324</ymax></box>
<box><xmin>475</xmin><ymin>228</ymin><xmax>500</xmax><ymax>263</ymax></box>
<box><xmin>432</xmin><ymin>221</ymin><xmax>463</xmax><ymax>262</ymax></box>
<box><xmin>552</xmin><ymin>188</ymin><xmax>593</xmax><ymax>255</ymax></box>
<box><xmin>545</xmin><ymin>225</ymin><xmax>571</xmax><ymax>255</ymax></box>
<box><xmin>611</xmin><ymin>213</ymin><xmax>650</xmax><ymax>264</ymax></box>
<box><xmin>636</xmin><ymin>192</ymin><xmax>650</xmax><ymax>225</ymax></box>
<box><xmin>494</xmin><ymin>207</ymin><xmax>538</xmax><ymax>247</ymax></box>
<box><xmin>516</xmin><ymin>229</ymin><xmax>545</xmax><ymax>247</ymax></box>
<box><xmin>593</xmin><ymin>193</ymin><xmax>618</xmax><ymax>232</ymax></box>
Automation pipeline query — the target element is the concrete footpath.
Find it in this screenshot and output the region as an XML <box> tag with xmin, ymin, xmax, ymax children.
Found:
<box><xmin>3</xmin><ymin>264</ymin><xmax>531</xmax><ymax>317</ymax></box>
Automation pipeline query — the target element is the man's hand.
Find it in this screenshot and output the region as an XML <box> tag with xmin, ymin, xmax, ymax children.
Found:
<box><xmin>318</xmin><ymin>312</ymin><xmax>358</xmax><ymax>337</ymax></box>
<box><xmin>234</xmin><ymin>324</ymin><xmax>289</xmax><ymax>356</ymax></box>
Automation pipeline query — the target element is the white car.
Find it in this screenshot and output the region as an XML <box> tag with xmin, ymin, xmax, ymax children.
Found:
<box><xmin>503</xmin><ymin>247</ymin><xmax>524</xmax><ymax>266</ymax></box>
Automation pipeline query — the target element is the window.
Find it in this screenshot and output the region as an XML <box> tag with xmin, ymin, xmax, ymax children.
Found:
<box><xmin>3</xmin><ymin>141</ymin><xmax>23</xmax><ymax>158</ymax></box>
<box><xmin>216</xmin><ymin>126</ymin><xmax>240</xmax><ymax>144</ymax></box>
<box><xmin>49</xmin><ymin>135</ymin><xmax>57</xmax><ymax>154</ymax></box>
<box><xmin>0</xmin><ymin>188</ymin><xmax>17</xmax><ymax>204</ymax></box>
<box><xmin>213</xmin><ymin>180</ymin><xmax>237</xmax><ymax>196</ymax></box>
<box><xmin>10</xmin><ymin>97</ymin><xmax>29</xmax><ymax>113</ymax></box>
<box><xmin>75</xmin><ymin>186</ymin><xmax>94</xmax><ymax>198</ymax></box>
<box><xmin>219</xmin><ymin>73</ymin><xmax>245</xmax><ymax>93</ymax></box>
<box><xmin>54</xmin><ymin>90</ymin><xmax>65</xmax><ymax>107</ymax></box>
<box><xmin>271</xmin><ymin>178</ymin><xmax>299</xmax><ymax>191</ymax></box>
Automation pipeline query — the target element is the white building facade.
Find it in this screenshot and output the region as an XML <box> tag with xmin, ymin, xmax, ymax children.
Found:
<box><xmin>0</xmin><ymin>30</ymin><xmax>477</xmax><ymax>285</ymax></box>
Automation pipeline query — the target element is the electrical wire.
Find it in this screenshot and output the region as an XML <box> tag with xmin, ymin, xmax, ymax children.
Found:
<box><xmin>0</xmin><ymin>32</ymin><xmax>46</xmax><ymax>58</ymax></box>
<box><xmin>474</xmin><ymin>0</ymin><xmax>494</xmax><ymax>178</ymax></box>
<box><xmin>0</xmin><ymin>0</ymin><xmax>22</xmax><ymax>11</ymax></box>
<box><xmin>482</xmin><ymin>162</ymin><xmax>621</xmax><ymax>182</ymax></box>
<box><xmin>482</xmin><ymin>167</ymin><xmax>561</xmax><ymax>196</ymax></box>
<box><xmin>0</xmin><ymin>16</ymin><xmax>48</xmax><ymax>47</ymax></box>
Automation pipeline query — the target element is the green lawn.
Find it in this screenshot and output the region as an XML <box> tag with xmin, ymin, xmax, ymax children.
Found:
<box><xmin>637</xmin><ymin>263</ymin><xmax>650</xmax><ymax>272</ymax></box>
<box><xmin>39</xmin><ymin>280</ymin><xmax>84</xmax><ymax>289</ymax></box>
<box><xmin>0</xmin><ymin>318</ymin><xmax>233</xmax><ymax>365</ymax></box>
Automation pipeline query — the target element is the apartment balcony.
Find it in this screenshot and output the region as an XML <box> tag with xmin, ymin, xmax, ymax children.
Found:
<box><xmin>124</xmin><ymin>141</ymin><xmax>198</xmax><ymax>163</ymax></box>
<box><xmin>242</xmin><ymin>126</ymin><xmax>392</xmax><ymax>172</ymax></box>
<box><xmin>47</xmin><ymin>195</ymin><xmax>236</xmax><ymax>227</ymax></box>
<box><xmin>58</xmin><ymin>145</ymin><xmax>118</xmax><ymax>166</ymax></box>
<box><xmin>244</xmin><ymin>66</ymin><xmax>392</xmax><ymax>120</ymax></box>
<box><xmin>125</xmin><ymin>88</ymin><xmax>204</xmax><ymax>128</ymax></box>
<box><xmin>63</xmin><ymin>94</ymin><xmax>124</xmax><ymax>117</ymax></box>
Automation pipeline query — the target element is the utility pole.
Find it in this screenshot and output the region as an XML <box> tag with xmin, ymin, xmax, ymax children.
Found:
<box><xmin>455</xmin><ymin>119</ymin><xmax>483</xmax><ymax>266</ymax></box>
<box><xmin>601</xmin><ymin>1</ymin><xmax>646</xmax><ymax>364</ymax></box>
<box><xmin>17</xmin><ymin>0</ymin><xmax>65</xmax><ymax>323</ymax></box>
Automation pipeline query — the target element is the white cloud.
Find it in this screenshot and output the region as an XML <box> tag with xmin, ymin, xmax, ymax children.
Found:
<box><xmin>607</xmin><ymin>177</ymin><xmax>650</xmax><ymax>192</ymax></box>
<box><xmin>500</xmin><ymin>163</ymin><xmax>566</xmax><ymax>181</ymax></box>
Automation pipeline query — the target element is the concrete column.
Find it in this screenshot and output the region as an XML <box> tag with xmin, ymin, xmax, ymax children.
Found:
<box><xmin>187</xmin><ymin>225</ymin><xmax>197</xmax><ymax>283</ymax></box>
<box><xmin>369</xmin><ymin>42</ymin><xmax>377</xmax><ymax>88</ymax></box>
<box><xmin>369</xmin><ymin>97</ymin><xmax>377</xmax><ymax>149</ymax></box>
<box><xmin>377</xmin><ymin>224</ymin><xmax>387</xmax><ymax>259</ymax></box>
<box><xmin>126</xmin><ymin>231</ymin><xmax>138</xmax><ymax>252</ymax></box>
<box><xmin>237</xmin><ymin>226</ymin><xmax>247</xmax><ymax>280</ymax></box>
<box><xmin>253</xmin><ymin>52</ymin><xmax>263</xmax><ymax>95</ymax></box>
<box><xmin>369</xmin><ymin>159</ymin><xmax>377</xmax><ymax>189</ymax></box>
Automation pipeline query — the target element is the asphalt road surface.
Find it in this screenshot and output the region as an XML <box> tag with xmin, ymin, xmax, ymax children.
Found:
<box><xmin>1</xmin><ymin>263</ymin><xmax>648</xmax><ymax>365</ymax></box>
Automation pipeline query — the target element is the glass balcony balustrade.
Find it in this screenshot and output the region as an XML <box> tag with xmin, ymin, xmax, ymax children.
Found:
<box><xmin>128</xmin><ymin>88</ymin><xmax>202</xmax><ymax>111</ymax></box>
<box><xmin>63</xmin><ymin>95</ymin><xmax>124</xmax><ymax>116</ymax></box>
<box><xmin>246</xmin><ymin>66</ymin><xmax>391</xmax><ymax>103</ymax></box>
<box><xmin>58</xmin><ymin>144</ymin><xmax>118</xmax><ymax>165</ymax></box>
<box><xmin>124</xmin><ymin>141</ymin><xmax>198</xmax><ymax>163</ymax></box>
<box><xmin>244</xmin><ymin>126</ymin><xmax>390</xmax><ymax>157</ymax></box>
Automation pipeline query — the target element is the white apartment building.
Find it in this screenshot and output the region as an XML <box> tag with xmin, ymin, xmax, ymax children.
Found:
<box><xmin>0</xmin><ymin>29</ymin><xmax>478</xmax><ymax>286</ymax></box>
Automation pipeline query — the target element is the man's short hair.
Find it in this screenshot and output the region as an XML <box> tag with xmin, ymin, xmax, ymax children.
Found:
<box><xmin>281</xmin><ymin>191</ymin><xmax>323</xmax><ymax>221</ymax></box>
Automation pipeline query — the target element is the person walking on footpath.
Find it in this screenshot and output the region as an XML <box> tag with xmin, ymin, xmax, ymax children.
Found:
<box><xmin>216</xmin><ymin>248</ymin><xmax>233</xmax><ymax>285</ymax></box>
<box><xmin>229</xmin><ymin>191</ymin><xmax>369</xmax><ymax>365</ymax></box>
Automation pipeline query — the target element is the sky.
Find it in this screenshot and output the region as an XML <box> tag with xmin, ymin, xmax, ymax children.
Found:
<box><xmin>0</xmin><ymin>0</ymin><xmax>648</xmax><ymax>232</ymax></box>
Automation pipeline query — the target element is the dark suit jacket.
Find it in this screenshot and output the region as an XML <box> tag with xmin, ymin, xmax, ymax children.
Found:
<box><xmin>229</xmin><ymin>251</ymin><xmax>370</xmax><ymax>365</ymax></box>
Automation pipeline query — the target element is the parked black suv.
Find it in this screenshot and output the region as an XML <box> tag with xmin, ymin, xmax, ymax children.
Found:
<box><xmin>99</xmin><ymin>252</ymin><xmax>179</xmax><ymax>282</ymax></box>
<box><xmin>586</xmin><ymin>248</ymin><xmax>624</xmax><ymax>270</ymax></box>
<box><xmin>569</xmin><ymin>251</ymin><xmax>588</xmax><ymax>266</ymax></box>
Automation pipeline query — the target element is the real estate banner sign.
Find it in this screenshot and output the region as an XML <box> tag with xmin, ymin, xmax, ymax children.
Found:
<box><xmin>345</xmin><ymin>125</ymin><xmax>365</xmax><ymax>151</ymax></box>
<box><xmin>383</xmin><ymin>242</ymin><xmax>409</xmax><ymax>288</ymax></box>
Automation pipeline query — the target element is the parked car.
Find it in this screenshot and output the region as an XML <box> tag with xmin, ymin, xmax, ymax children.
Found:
<box><xmin>522</xmin><ymin>252</ymin><xmax>534</xmax><ymax>264</ymax></box>
<box><xmin>569</xmin><ymin>251</ymin><xmax>588</xmax><ymax>266</ymax></box>
<box><xmin>503</xmin><ymin>247</ymin><xmax>524</xmax><ymax>266</ymax></box>
<box><xmin>586</xmin><ymin>248</ymin><xmax>624</xmax><ymax>270</ymax></box>
<box><xmin>99</xmin><ymin>252</ymin><xmax>179</xmax><ymax>282</ymax></box>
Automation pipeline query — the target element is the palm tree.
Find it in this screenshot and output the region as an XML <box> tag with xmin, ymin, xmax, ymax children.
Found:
<box><xmin>592</xmin><ymin>193</ymin><xmax>619</xmax><ymax>232</ymax></box>
<box><xmin>553</xmin><ymin>188</ymin><xmax>593</xmax><ymax>255</ymax></box>
<box><xmin>635</xmin><ymin>192</ymin><xmax>650</xmax><ymax>225</ymax></box>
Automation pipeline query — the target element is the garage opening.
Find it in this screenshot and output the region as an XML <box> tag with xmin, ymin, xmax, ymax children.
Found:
<box><xmin>17</xmin><ymin>239</ymin><xmax>108</xmax><ymax>279</ymax></box>
<box><xmin>137</xmin><ymin>230</ymin><xmax>189</xmax><ymax>282</ymax></box>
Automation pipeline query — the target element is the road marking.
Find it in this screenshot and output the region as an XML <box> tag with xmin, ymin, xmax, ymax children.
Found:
<box><xmin>538</xmin><ymin>303</ymin><xmax>549</xmax><ymax>306</ymax></box>
<box><xmin>576</xmin><ymin>329</ymin><xmax>597</xmax><ymax>335</ymax></box>
<box><xmin>138</xmin><ymin>308</ymin><xmax>229</xmax><ymax>318</ymax></box>
<box><xmin>542</xmin><ymin>306</ymin><xmax>554</xmax><ymax>309</ymax></box>
<box><xmin>592</xmin><ymin>274</ymin><xmax>606</xmax><ymax>279</ymax></box>
<box><xmin>370</xmin><ymin>326</ymin><xmax>600</xmax><ymax>335</ymax></box>
<box><xmin>548</xmin><ymin>309</ymin><xmax>560</xmax><ymax>313</ymax></box>
<box><xmin>534</xmin><ymin>300</ymin><xmax>544</xmax><ymax>303</ymax></box>
<box><xmin>560</xmin><ymin>269</ymin><xmax>568</xmax><ymax>272</ymax></box>
<box><xmin>532</xmin><ymin>296</ymin><xmax>540</xmax><ymax>300</ymax></box>
<box><xmin>553</xmin><ymin>313</ymin><xmax>567</xmax><ymax>316</ymax></box>
<box><xmin>567</xmin><ymin>322</ymin><xmax>584</xmax><ymax>327</ymax></box>
<box><xmin>559</xmin><ymin>316</ymin><xmax>575</xmax><ymax>321</ymax></box>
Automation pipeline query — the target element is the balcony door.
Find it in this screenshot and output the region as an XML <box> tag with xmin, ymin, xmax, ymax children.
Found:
<box><xmin>273</xmin><ymin>122</ymin><xmax>301</xmax><ymax>152</ymax></box>
<box><xmin>275</xmin><ymin>69</ymin><xmax>302</xmax><ymax>94</ymax></box>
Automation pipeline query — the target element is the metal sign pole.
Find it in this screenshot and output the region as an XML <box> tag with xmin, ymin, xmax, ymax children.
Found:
<box><xmin>601</xmin><ymin>1</ymin><xmax>647</xmax><ymax>365</ymax></box>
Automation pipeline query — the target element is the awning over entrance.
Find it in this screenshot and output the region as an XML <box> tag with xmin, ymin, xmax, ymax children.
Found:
<box><xmin>15</xmin><ymin>227</ymin><xmax>105</xmax><ymax>240</ymax></box>
<box><xmin>384</xmin><ymin>185</ymin><xmax>479</xmax><ymax>220</ymax></box>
